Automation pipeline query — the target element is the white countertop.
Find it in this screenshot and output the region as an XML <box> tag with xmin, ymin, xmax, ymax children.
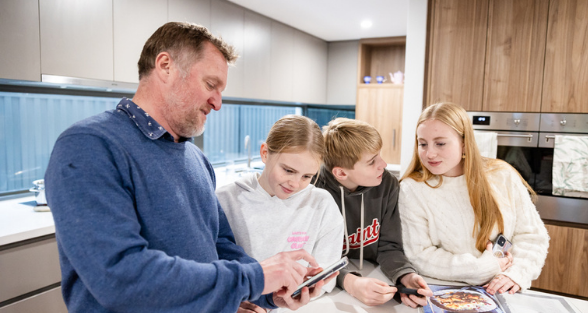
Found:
<box><xmin>285</xmin><ymin>259</ymin><xmax>588</xmax><ymax>313</ymax></box>
<box><xmin>0</xmin><ymin>195</ymin><xmax>56</xmax><ymax>246</ymax></box>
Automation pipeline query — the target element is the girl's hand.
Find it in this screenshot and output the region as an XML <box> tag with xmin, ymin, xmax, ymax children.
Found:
<box><xmin>486</xmin><ymin>241</ymin><xmax>513</xmax><ymax>272</ymax></box>
<box><xmin>484</xmin><ymin>274</ymin><xmax>520</xmax><ymax>295</ymax></box>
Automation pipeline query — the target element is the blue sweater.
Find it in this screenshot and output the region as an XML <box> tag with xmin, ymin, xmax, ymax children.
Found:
<box><xmin>45</xmin><ymin>98</ymin><xmax>270</xmax><ymax>312</ymax></box>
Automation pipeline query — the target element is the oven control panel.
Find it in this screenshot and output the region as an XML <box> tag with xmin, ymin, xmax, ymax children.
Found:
<box><xmin>540</xmin><ymin>114</ymin><xmax>588</xmax><ymax>133</ymax></box>
<box><xmin>467</xmin><ymin>112</ymin><xmax>541</xmax><ymax>131</ymax></box>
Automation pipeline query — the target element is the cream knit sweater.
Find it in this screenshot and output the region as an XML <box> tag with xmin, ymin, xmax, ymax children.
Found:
<box><xmin>399</xmin><ymin>166</ymin><xmax>549</xmax><ymax>290</ymax></box>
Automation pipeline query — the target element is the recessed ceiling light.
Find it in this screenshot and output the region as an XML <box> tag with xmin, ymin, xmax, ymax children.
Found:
<box><xmin>361</xmin><ymin>20</ymin><xmax>372</xmax><ymax>29</ymax></box>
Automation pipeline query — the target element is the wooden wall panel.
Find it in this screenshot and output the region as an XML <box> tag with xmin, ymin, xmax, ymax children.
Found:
<box><xmin>483</xmin><ymin>0</ymin><xmax>548</xmax><ymax>112</ymax></box>
<box><xmin>542</xmin><ymin>0</ymin><xmax>588</xmax><ymax>113</ymax></box>
<box><xmin>426</xmin><ymin>0</ymin><xmax>489</xmax><ymax>111</ymax></box>
<box><xmin>533</xmin><ymin>224</ymin><xmax>588</xmax><ymax>297</ymax></box>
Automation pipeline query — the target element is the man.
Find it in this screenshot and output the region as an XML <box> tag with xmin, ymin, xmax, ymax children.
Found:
<box><xmin>45</xmin><ymin>22</ymin><xmax>324</xmax><ymax>313</ymax></box>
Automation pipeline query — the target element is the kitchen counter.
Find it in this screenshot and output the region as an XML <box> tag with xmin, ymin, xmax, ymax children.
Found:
<box><xmin>0</xmin><ymin>195</ymin><xmax>55</xmax><ymax>246</ymax></box>
<box><xmin>2</xmin><ymin>170</ymin><xmax>586</xmax><ymax>246</ymax></box>
<box><xmin>286</xmin><ymin>259</ymin><xmax>588</xmax><ymax>313</ymax></box>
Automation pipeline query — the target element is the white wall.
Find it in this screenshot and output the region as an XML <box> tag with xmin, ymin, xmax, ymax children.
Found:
<box><xmin>326</xmin><ymin>40</ymin><xmax>359</xmax><ymax>105</ymax></box>
<box><xmin>400</xmin><ymin>0</ymin><xmax>428</xmax><ymax>175</ymax></box>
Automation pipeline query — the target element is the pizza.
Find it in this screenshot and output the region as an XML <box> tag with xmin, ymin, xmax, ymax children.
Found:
<box><xmin>430</xmin><ymin>289</ymin><xmax>497</xmax><ymax>312</ymax></box>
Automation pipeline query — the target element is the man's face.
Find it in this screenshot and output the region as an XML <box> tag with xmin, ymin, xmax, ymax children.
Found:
<box><xmin>163</xmin><ymin>42</ymin><xmax>228</xmax><ymax>138</ymax></box>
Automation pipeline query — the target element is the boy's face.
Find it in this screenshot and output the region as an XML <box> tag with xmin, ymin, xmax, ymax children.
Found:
<box><xmin>338</xmin><ymin>151</ymin><xmax>387</xmax><ymax>191</ymax></box>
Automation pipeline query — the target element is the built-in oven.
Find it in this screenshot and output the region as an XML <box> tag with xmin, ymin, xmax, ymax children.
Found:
<box><xmin>467</xmin><ymin>112</ymin><xmax>588</xmax><ymax>226</ymax></box>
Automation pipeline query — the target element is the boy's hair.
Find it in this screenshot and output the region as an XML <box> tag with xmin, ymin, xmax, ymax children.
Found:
<box><xmin>266</xmin><ymin>115</ymin><xmax>325</xmax><ymax>160</ymax></box>
<box><xmin>322</xmin><ymin>118</ymin><xmax>382</xmax><ymax>170</ymax></box>
<box><xmin>138</xmin><ymin>22</ymin><xmax>238</xmax><ymax>80</ymax></box>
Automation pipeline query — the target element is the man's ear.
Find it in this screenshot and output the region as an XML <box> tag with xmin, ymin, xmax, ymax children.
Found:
<box><xmin>154</xmin><ymin>52</ymin><xmax>172</xmax><ymax>82</ymax></box>
<box><xmin>331</xmin><ymin>166</ymin><xmax>348</xmax><ymax>181</ymax></box>
<box><xmin>260</xmin><ymin>143</ymin><xmax>269</xmax><ymax>164</ymax></box>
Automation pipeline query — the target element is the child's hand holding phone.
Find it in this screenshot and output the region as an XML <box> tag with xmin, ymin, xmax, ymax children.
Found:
<box><xmin>487</xmin><ymin>234</ymin><xmax>513</xmax><ymax>272</ymax></box>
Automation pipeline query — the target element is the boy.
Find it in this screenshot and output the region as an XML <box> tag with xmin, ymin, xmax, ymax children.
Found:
<box><xmin>314</xmin><ymin>118</ymin><xmax>432</xmax><ymax>308</ymax></box>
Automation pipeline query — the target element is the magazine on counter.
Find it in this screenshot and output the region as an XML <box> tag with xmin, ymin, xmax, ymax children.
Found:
<box><xmin>420</xmin><ymin>284</ymin><xmax>579</xmax><ymax>313</ymax></box>
<box><xmin>421</xmin><ymin>284</ymin><xmax>509</xmax><ymax>313</ymax></box>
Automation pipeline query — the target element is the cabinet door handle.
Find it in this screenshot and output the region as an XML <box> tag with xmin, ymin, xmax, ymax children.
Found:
<box><xmin>393</xmin><ymin>129</ymin><xmax>396</xmax><ymax>149</ymax></box>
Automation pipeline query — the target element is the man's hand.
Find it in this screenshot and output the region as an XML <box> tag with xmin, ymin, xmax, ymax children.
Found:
<box><xmin>259</xmin><ymin>250</ymin><xmax>319</xmax><ymax>295</ymax></box>
<box><xmin>344</xmin><ymin>274</ymin><xmax>396</xmax><ymax>306</ymax></box>
<box><xmin>237</xmin><ymin>301</ymin><xmax>267</xmax><ymax>313</ymax></box>
<box><xmin>399</xmin><ymin>273</ymin><xmax>433</xmax><ymax>308</ymax></box>
<box><xmin>272</xmin><ymin>269</ymin><xmax>339</xmax><ymax>310</ymax></box>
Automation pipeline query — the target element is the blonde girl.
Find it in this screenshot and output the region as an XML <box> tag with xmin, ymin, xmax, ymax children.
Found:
<box><xmin>399</xmin><ymin>102</ymin><xmax>548</xmax><ymax>295</ymax></box>
<box><xmin>216</xmin><ymin>115</ymin><xmax>344</xmax><ymax>312</ymax></box>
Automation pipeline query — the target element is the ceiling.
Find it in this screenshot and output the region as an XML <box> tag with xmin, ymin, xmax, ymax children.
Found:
<box><xmin>227</xmin><ymin>0</ymin><xmax>408</xmax><ymax>42</ymax></box>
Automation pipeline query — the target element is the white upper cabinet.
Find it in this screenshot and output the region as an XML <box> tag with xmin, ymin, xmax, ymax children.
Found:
<box><xmin>0</xmin><ymin>0</ymin><xmax>41</xmax><ymax>82</ymax></box>
<box><xmin>113</xmin><ymin>0</ymin><xmax>167</xmax><ymax>83</ymax></box>
<box><xmin>269</xmin><ymin>22</ymin><xmax>294</xmax><ymax>102</ymax></box>
<box><xmin>210</xmin><ymin>1</ymin><xmax>244</xmax><ymax>98</ymax></box>
<box><xmin>243</xmin><ymin>11</ymin><xmax>271</xmax><ymax>100</ymax></box>
<box><xmin>168</xmin><ymin>0</ymin><xmax>211</xmax><ymax>28</ymax></box>
<box><xmin>40</xmin><ymin>0</ymin><xmax>113</xmax><ymax>80</ymax></box>
<box><xmin>292</xmin><ymin>30</ymin><xmax>328</xmax><ymax>104</ymax></box>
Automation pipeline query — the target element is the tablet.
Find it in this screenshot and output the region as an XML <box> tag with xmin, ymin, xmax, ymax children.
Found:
<box><xmin>291</xmin><ymin>256</ymin><xmax>349</xmax><ymax>298</ymax></box>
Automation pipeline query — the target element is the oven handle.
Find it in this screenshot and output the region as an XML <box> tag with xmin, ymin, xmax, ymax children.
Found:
<box><xmin>497</xmin><ymin>134</ymin><xmax>534</xmax><ymax>138</ymax></box>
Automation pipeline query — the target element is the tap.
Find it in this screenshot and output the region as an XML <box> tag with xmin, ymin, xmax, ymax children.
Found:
<box><xmin>244</xmin><ymin>135</ymin><xmax>251</xmax><ymax>169</ymax></box>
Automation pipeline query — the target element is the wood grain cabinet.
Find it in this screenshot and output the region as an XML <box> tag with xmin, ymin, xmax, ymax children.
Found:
<box><xmin>355</xmin><ymin>37</ymin><xmax>405</xmax><ymax>165</ymax></box>
<box><xmin>541</xmin><ymin>0</ymin><xmax>588</xmax><ymax>113</ymax></box>
<box><xmin>426</xmin><ymin>0</ymin><xmax>488</xmax><ymax>111</ymax></box>
<box><xmin>483</xmin><ymin>0</ymin><xmax>548</xmax><ymax>112</ymax></box>
<box><xmin>533</xmin><ymin>224</ymin><xmax>588</xmax><ymax>298</ymax></box>
<box><xmin>426</xmin><ymin>0</ymin><xmax>588</xmax><ymax>113</ymax></box>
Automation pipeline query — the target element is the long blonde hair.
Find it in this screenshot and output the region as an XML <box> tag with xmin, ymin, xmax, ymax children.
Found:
<box><xmin>401</xmin><ymin>102</ymin><xmax>525</xmax><ymax>252</ymax></box>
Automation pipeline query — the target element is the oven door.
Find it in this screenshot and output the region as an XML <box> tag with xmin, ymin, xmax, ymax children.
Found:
<box><xmin>479</xmin><ymin>131</ymin><xmax>553</xmax><ymax>195</ymax></box>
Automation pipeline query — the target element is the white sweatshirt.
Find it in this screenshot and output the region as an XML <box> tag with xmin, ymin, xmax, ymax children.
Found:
<box><xmin>398</xmin><ymin>165</ymin><xmax>549</xmax><ymax>291</ymax></box>
<box><xmin>216</xmin><ymin>173</ymin><xmax>344</xmax><ymax>295</ymax></box>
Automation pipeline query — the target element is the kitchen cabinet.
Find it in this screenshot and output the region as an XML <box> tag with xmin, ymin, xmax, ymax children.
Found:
<box><xmin>533</xmin><ymin>224</ymin><xmax>588</xmax><ymax>298</ymax></box>
<box><xmin>0</xmin><ymin>235</ymin><xmax>65</xmax><ymax>312</ymax></box>
<box><xmin>483</xmin><ymin>0</ymin><xmax>548</xmax><ymax>112</ymax></box>
<box><xmin>425</xmin><ymin>0</ymin><xmax>488</xmax><ymax>111</ymax></box>
<box><xmin>0</xmin><ymin>0</ymin><xmax>41</xmax><ymax>82</ymax></box>
<box><xmin>356</xmin><ymin>85</ymin><xmax>403</xmax><ymax>164</ymax></box>
<box><xmin>292</xmin><ymin>30</ymin><xmax>328</xmax><ymax>104</ymax></box>
<box><xmin>269</xmin><ymin>22</ymin><xmax>295</xmax><ymax>102</ymax></box>
<box><xmin>427</xmin><ymin>0</ymin><xmax>588</xmax><ymax>113</ymax></box>
<box><xmin>168</xmin><ymin>0</ymin><xmax>211</xmax><ymax>29</ymax></box>
<box><xmin>356</xmin><ymin>37</ymin><xmax>405</xmax><ymax>165</ymax></box>
<box><xmin>39</xmin><ymin>0</ymin><xmax>113</xmax><ymax>81</ymax></box>
<box><xmin>113</xmin><ymin>0</ymin><xmax>168</xmax><ymax>83</ymax></box>
<box><xmin>210</xmin><ymin>0</ymin><xmax>245</xmax><ymax>98</ymax></box>
<box><xmin>243</xmin><ymin>11</ymin><xmax>272</xmax><ymax>100</ymax></box>
<box><xmin>541</xmin><ymin>0</ymin><xmax>588</xmax><ymax>113</ymax></box>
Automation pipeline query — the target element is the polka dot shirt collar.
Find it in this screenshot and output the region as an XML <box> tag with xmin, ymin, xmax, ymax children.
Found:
<box><xmin>116</xmin><ymin>98</ymin><xmax>170</xmax><ymax>141</ymax></box>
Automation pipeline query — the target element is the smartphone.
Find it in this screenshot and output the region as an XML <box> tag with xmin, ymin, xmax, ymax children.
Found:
<box><xmin>396</xmin><ymin>283</ymin><xmax>422</xmax><ymax>297</ymax></box>
<box><xmin>492</xmin><ymin>234</ymin><xmax>512</xmax><ymax>258</ymax></box>
<box><xmin>291</xmin><ymin>256</ymin><xmax>349</xmax><ymax>298</ymax></box>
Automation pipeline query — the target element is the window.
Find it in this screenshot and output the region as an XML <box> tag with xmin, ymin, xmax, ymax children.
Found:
<box><xmin>1</xmin><ymin>90</ymin><xmax>355</xmax><ymax>196</ymax></box>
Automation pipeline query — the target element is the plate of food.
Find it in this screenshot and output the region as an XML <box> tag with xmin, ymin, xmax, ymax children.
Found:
<box><xmin>430</xmin><ymin>289</ymin><xmax>497</xmax><ymax>313</ymax></box>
